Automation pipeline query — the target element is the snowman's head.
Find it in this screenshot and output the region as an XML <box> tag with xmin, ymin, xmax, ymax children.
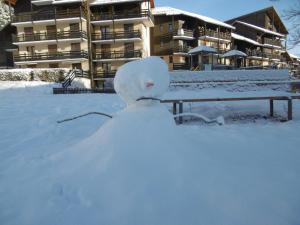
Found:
<box><xmin>114</xmin><ymin>57</ymin><xmax>169</xmax><ymax>105</ymax></box>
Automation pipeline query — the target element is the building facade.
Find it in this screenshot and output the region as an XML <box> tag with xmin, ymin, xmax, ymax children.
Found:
<box><xmin>90</xmin><ymin>0</ymin><xmax>154</xmax><ymax>88</ymax></box>
<box><xmin>150</xmin><ymin>7</ymin><xmax>234</xmax><ymax>71</ymax></box>
<box><xmin>10</xmin><ymin>0</ymin><xmax>153</xmax><ymax>87</ymax></box>
<box><xmin>226</xmin><ymin>7</ymin><xmax>289</xmax><ymax>68</ymax></box>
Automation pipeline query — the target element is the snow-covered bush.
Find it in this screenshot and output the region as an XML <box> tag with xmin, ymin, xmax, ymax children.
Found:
<box><xmin>0</xmin><ymin>68</ymin><xmax>68</xmax><ymax>82</ymax></box>
<box><xmin>0</xmin><ymin>0</ymin><xmax>13</xmax><ymax>31</ymax></box>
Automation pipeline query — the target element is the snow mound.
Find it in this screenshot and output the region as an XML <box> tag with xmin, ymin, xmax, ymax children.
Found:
<box><xmin>114</xmin><ymin>56</ymin><xmax>170</xmax><ymax>104</ymax></box>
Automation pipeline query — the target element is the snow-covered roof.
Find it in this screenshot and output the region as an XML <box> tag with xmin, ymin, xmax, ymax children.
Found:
<box><xmin>90</xmin><ymin>0</ymin><xmax>143</xmax><ymax>5</ymax></box>
<box><xmin>288</xmin><ymin>52</ymin><xmax>300</xmax><ymax>59</ymax></box>
<box><xmin>231</xmin><ymin>33</ymin><xmax>262</xmax><ymax>46</ymax></box>
<box><xmin>152</xmin><ymin>7</ymin><xmax>235</xmax><ymax>29</ymax></box>
<box><xmin>188</xmin><ymin>45</ymin><xmax>217</xmax><ymax>55</ymax></box>
<box><xmin>222</xmin><ymin>50</ymin><xmax>247</xmax><ymax>58</ymax></box>
<box><xmin>235</xmin><ymin>21</ymin><xmax>285</xmax><ymax>37</ymax></box>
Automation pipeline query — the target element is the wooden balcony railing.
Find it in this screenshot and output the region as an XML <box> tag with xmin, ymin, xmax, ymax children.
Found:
<box><xmin>91</xmin><ymin>10</ymin><xmax>150</xmax><ymax>21</ymax></box>
<box><xmin>92</xmin><ymin>30</ymin><xmax>141</xmax><ymax>41</ymax></box>
<box><xmin>94</xmin><ymin>50</ymin><xmax>142</xmax><ymax>60</ymax></box>
<box><xmin>199</xmin><ymin>28</ymin><xmax>231</xmax><ymax>40</ymax></box>
<box><xmin>264</xmin><ymin>38</ymin><xmax>283</xmax><ymax>47</ymax></box>
<box><xmin>247</xmin><ymin>50</ymin><xmax>283</xmax><ymax>60</ymax></box>
<box><xmin>13</xmin><ymin>8</ymin><xmax>85</xmax><ymax>23</ymax></box>
<box><xmin>94</xmin><ymin>70</ymin><xmax>117</xmax><ymax>78</ymax></box>
<box><xmin>13</xmin><ymin>30</ymin><xmax>87</xmax><ymax>42</ymax></box>
<box><xmin>14</xmin><ymin>50</ymin><xmax>88</xmax><ymax>62</ymax></box>
<box><xmin>173</xmin><ymin>45</ymin><xmax>192</xmax><ymax>53</ymax></box>
<box><xmin>173</xmin><ymin>29</ymin><xmax>194</xmax><ymax>38</ymax></box>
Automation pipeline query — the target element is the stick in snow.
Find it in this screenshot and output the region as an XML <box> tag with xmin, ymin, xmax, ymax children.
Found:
<box><xmin>57</xmin><ymin>112</ymin><xmax>113</xmax><ymax>124</ymax></box>
<box><xmin>173</xmin><ymin>113</ymin><xmax>225</xmax><ymax>125</ymax></box>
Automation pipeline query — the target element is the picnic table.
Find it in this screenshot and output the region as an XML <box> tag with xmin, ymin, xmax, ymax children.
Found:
<box><xmin>161</xmin><ymin>95</ymin><xmax>300</xmax><ymax>124</ymax></box>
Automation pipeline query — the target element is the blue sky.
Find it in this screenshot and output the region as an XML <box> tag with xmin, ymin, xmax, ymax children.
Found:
<box><xmin>155</xmin><ymin>0</ymin><xmax>300</xmax><ymax>56</ymax></box>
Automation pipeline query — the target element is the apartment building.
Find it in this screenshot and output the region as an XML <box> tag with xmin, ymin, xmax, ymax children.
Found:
<box><xmin>11</xmin><ymin>0</ymin><xmax>89</xmax><ymax>71</ymax></box>
<box><xmin>150</xmin><ymin>7</ymin><xmax>234</xmax><ymax>70</ymax></box>
<box><xmin>226</xmin><ymin>7</ymin><xmax>288</xmax><ymax>68</ymax></box>
<box><xmin>10</xmin><ymin>0</ymin><xmax>154</xmax><ymax>87</ymax></box>
<box><xmin>90</xmin><ymin>0</ymin><xmax>154</xmax><ymax>88</ymax></box>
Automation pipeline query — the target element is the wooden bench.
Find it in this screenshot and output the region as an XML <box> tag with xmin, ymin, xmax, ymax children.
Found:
<box><xmin>161</xmin><ymin>95</ymin><xmax>300</xmax><ymax>124</ymax></box>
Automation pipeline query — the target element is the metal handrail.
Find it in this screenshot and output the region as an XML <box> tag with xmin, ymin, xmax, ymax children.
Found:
<box><xmin>14</xmin><ymin>50</ymin><xmax>88</xmax><ymax>62</ymax></box>
<box><xmin>92</xmin><ymin>30</ymin><xmax>141</xmax><ymax>41</ymax></box>
<box><xmin>13</xmin><ymin>30</ymin><xmax>87</xmax><ymax>42</ymax></box>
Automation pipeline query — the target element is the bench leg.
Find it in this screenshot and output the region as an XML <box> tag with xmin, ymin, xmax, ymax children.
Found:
<box><xmin>173</xmin><ymin>103</ymin><xmax>177</xmax><ymax>115</ymax></box>
<box><xmin>270</xmin><ymin>100</ymin><xmax>274</xmax><ymax>117</ymax></box>
<box><xmin>288</xmin><ymin>99</ymin><xmax>293</xmax><ymax>121</ymax></box>
<box><xmin>179</xmin><ymin>102</ymin><xmax>183</xmax><ymax>124</ymax></box>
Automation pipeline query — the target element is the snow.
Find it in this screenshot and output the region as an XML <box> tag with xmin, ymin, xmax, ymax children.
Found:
<box><xmin>231</xmin><ymin>33</ymin><xmax>262</xmax><ymax>46</ymax></box>
<box><xmin>170</xmin><ymin>69</ymin><xmax>290</xmax><ymax>83</ymax></box>
<box><xmin>152</xmin><ymin>6</ymin><xmax>235</xmax><ymax>29</ymax></box>
<box><xmin>188</xmin><ymin>45</ymin><xmax>217</xmax><ymax>55</ymax></box>
<box><xmin>114</xmin><ymin>57</ymin><xmax>169</xmax><ymax>104</ymax></box>
<box><xmin>222</xmin><ymin>50</ymin><xmax>247</xmax><ymax>58</ymax></box>
<box><xmin>235</xmin><ymin>21</ymin><xmax>285</xmax><ymax>37</ymax></box>
<box><xmin>1</xmin><ymin>78</ymin><xmax>300</xmax><ymax>225</ymax></box>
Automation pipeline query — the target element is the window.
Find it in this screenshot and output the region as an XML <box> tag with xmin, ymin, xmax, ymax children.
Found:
<box><xmin>26</xmin><ymin>46</ymin><xmax>35</xmax><ymax>55</ymax></box>
<box><xmin>72</xmin><ymin>63</ymin><xmax>82</xmax><ymax>70</ymax></box>
<box><xmin>48</xmin><ymin>44</ymin><xmax>57</xmax><ymax>54</ymax></box>
<box><xmin>49</xmin><ymin>63</ymin><xmax>59</xmax><ymax>68</ymax></box>
<box><xmin>159</xmin><ymin>25</ymin><xmax>163</xmax><ymax>32</ymax></box>
<box><xmin>169</xmin><ymin>56</ymin><xmax>173</xmax><ymax>63</ymax></box>
<box><xmin>71</xmin><ymin>43</ymin><xmax>81</xmax><ymax>51</ymax></box>
<box><xmin>70</xmin><ymin>23</ymin><xmax>80</xmax><ymax>31</ymax></box>
<box><xmin>160</xmin><ymin>40</ymin><xmax>164</xmax><ymax>47</ymax></box>
<box><xmin>168</xmin><ymin>23</ymin><xmax>173</xmax><ymax>32</ymax></box>
<box><xmin>124</xmin><ymin>24</ymin><xmax>134</xmax><ymax>32</ymax></box>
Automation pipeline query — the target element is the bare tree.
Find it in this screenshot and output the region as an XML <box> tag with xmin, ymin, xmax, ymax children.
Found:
<box><xmin>283</xmin><ymin>0</ymin><xmax>300</xmax><ymax>47</ymax></box>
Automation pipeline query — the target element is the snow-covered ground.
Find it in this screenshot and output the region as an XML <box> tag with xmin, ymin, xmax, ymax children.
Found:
<box><xmin>1</xmin><ymin>81</ymin><xmax>300</xmax><ymax>225</ymax></box>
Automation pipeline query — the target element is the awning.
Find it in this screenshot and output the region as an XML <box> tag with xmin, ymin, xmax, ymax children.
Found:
<box><xmin>221</xmin><ymin>50</ymin><xmax>247</xmax><ymax>58</ymax></box>
<box><xmin>188</xmin><ymin>45</ymin><xmax>217</xmax><ymax>55</ymax></box>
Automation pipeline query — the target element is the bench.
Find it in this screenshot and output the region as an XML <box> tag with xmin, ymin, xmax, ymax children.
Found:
<box><xmin>161</xmin><ymin>95</ymin><xmax>300</xmax><ymax>124</ymax></box>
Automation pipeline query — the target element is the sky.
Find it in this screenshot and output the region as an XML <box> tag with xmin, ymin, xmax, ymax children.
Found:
<box><xmin>155</xmin><ymin>0</ymin><xmax>300</xmax><ymax>56</ymax></box>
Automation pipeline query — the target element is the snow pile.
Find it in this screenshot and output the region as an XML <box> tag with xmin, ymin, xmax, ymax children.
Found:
<box><xmin>0</xmin><ymin>68</ymin><xmax>68</xmax><ymax>82</ymax></box>
<box><xmin>0</xmin><ymin>1</ymin><xmax>13</xmax><ymax>31</ymax></box>
<box><xmin>170</xmin><ymin>69</ymin><xmax>290</xmax><ymax>83</ymax></box>
<box><xmin>114</xmin><ymin>57</ymin><xmax>169</xmax><ymax>104</ymax></box>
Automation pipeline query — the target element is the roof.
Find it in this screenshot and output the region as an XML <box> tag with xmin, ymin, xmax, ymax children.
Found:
<box><xmin>222</xmin><ymin>50</ymin><xmax>247</xmax><ymax>58</ymax></box>
<box><xmin>234</xmin><ymin>21</ymin><xmax>285</xmax><ymax>37</ymax></box>
<box><xmin>288</xmin><ymin>52</ymin><xmax>300</xmax><ymax>59</ymax></box>
<box><xmin>225</xmin><ymin>6</ymin><xmax>288</xmax><ymax>35</ymax></box>
<box><xmin>152</xmin><ymin>6</ymin><xmax>235</xmax><ymax>29</ymax></box>
<box><xmin>231</xmin><ymin>33</ymin><xmax>262</xmax><ymax>46</ymax></box>
<box><xmin>90</xmin><ymin>0</ymin><xmax>154</xmax><ymax>7</ymax></box>
<box><xmin>188</xmin><ymin>45</ymin><xmax>217</xmax><ymax>55</ymax></box>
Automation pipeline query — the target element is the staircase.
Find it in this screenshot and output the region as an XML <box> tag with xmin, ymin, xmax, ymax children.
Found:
<box><xmin>62</xmin><ymin>70</ymin><xmax>76</xmax><ymax>88</ymax></box>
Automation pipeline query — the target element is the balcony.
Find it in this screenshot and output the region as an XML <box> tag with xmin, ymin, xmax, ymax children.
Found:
<box><xmin>173</xmin><ymin>29</ymin><xmax>194</xmax><ymax>40</ymax></box>
<box><xmin>92</xmin><ymin>30</ymin><xmax>141</xmax><ymax>43</ymax></box>
<box><xmin>91</xmin><ymin>10</ymin><xmax>153</xmax><ymax>26</ymax></box>
<box><xmin>12</xmin><ymin>8</ymin><xmax>85</xmax><ymax>25</ymax></box>
<box><xmin>14</xmin><ymin>50</ymin><xmax>88</xmax><ymax>64</ymax></box>
<box><xmin>173</xmin><ymin>45</ymin><xmax>192</xmax><ymax>54</ymax></box>
<box><xmin>199</xmin><ymin>28</ymin><xmax>231</xmax><ymax>42</ymax></box>
<box><xmin>13</xmin><ymin>30</ymin><xmax>87</xmax><ymax>44</ymax></box>
<box><xmin>247</xmin><ymin>51</ymin><xmax>283</xmax><ymax>61</ymax></box>
<box><xmin>263</xmin><ymin>38</ymin><xmax>283</xmax><ymax>49</ymax></box>
<box><xmin>93</xmin><ymin>50</ymin><xmax>142</xmax><ymax>61</ymax></box>
<box><xmin>93</xmin><ymin>70</ymin><xmax>117</xmax><ymax>79</ymax></box>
